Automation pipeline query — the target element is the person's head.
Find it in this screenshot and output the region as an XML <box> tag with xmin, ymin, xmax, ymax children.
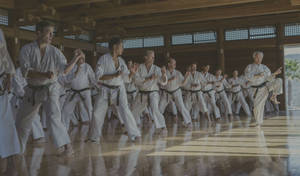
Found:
<box><xmin>128</xmin><ymin>60</ymin><xmax>133</xmax><ymax>68</ymax></box>
<box><xmin>109</xmin><ymin>37</ymin><xmax>123</xmax><ymax>56</ymax></box>
<box><xmin>233</xmin><ymin>70</ymin><xmax>239</xmax><ymax>77</ymax></box>
<box><xmin>203</xmin><ymin>65</ymin><xmax>210</xmax><ymax>73</ymax></box>
<box><xmin>216</xmin><ymin>69</ymin><xmax>222</xmax><ymax>76</ymax></box>
<box><xmin>253</xmin><ymin>51</ymin><xmax>264</xmax><ymax>64</ymax></box>
<box><xmin>36</xmin><ymin>21</ymin><xmax>55</xmax><ymax>44</ymax></box>
<box><xmin>144</xmin><ymin>50</ymin><xmax>155</xmax><ymax>65</ymax></box>
<box><xmin>191</xmin><ymin>63</ymin><xmax>197</xmax><ymax>73</ymax></box>
<box><xmin>167</xmin><ymin>57</ymin><xmax>176</xmax><ymax>70</ymax></box>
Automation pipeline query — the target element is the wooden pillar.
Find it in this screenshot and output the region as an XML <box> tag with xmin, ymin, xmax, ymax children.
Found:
<box><xmin>7</xmin><ymin>10</ymin><xmax>20</xmax><ymax>65</ymax></box>
<box><xmin>276</xmin><ymin>23</ymin><xmax>286</xmax><ymax>111</ymax></box>
<box><xmin>163</xmin><ymin>33</ymin><xmax>171</xmax><ymax>61</ymax></box>
<box><xmin>217</xmin><ymin>28</ymin><xmax>225</xmax><ymax>72</ymax></box>
<box><xmin>91</xmin><ymin>32</ymin><xmax>98</xmax><ymax>69</ymax></box>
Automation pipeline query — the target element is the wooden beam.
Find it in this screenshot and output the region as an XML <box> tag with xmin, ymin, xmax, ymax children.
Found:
<box><xmin>62</xmin><ymin>0</ymin><xmax>264</xmax><ymax>21</ymax></box>
<box><xmin>95</xmin><ymin>12</ymin><xmax>300</xmax><ymax>42</ymax></box>
<box><xmin>15</xmin><ymin>0</ymin><xmax>108</xmax><ymax>9</ymax></box>
<box><xmin>0</xmin><ymin>0</ymin><xmax>14</xmax><ymax>9</ymax></box>
<box><xmin>98</xmin><ymin>1</ymin><xmax>300</xmax><ymax>29</ymax></box>
<box><xmin>47</xmin><ymin>0</ymin><xmax>109</xmax><ymax>8</ymax></box>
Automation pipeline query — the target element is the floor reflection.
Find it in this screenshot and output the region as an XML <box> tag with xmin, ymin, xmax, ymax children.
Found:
<box><xmin>3</xmin><ymin>111</ymin><xmax>300</xmax><ymax>175</ymax></box>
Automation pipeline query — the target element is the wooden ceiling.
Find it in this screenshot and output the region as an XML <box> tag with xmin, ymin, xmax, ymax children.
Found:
<box><xmin>1</xmin><ymin>0</ymin><xmax>300</xmax><ymax>41</ymax></box>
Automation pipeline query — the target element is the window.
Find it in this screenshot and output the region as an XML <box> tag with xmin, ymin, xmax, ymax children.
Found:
<box><xmin>285</xmin><ymin>23</ymin><xmax>300</xmax><ymax>37</ymax></box>
<box><xmin>123</xmin><ymin>38</ymin><xmax>143</xmax><ymax>49</ymax></box>
<box><xmin>172</xmin><ymin>34</ymin><xmax>193</xmax><ymax>45</ymax></box>
<box><xmin>64</xmin><ymin>35</ymin><xmax>76</xmax><ymax>40</ymax></box>
<box><xmin>144</xmin><ymin>36</ymin><xmax>164</xmax><ymax>47</ymax></box>
<box><xmin>0</xmin><ymin>9</ymin><xmax>8</xmax><ymax>26</ymax></box>
<box><xmin>19</xmin><ymin>25</ymin><xmax>36</xmax><ymax>31</ymax></box>
<box><xmin>249</xmin><ymin>26</ymin><xmax>276</xmax><ymax>39</ymax></box>
<box><xmin>97</xmin><ymin>42</ymin><xmax>109</xmax><ymax>48</ymax></box>
<box><xmin>225</xmin><ymin>29</ymin><xmax>248</xmax><ymax>41</ymax></box>
<box><xmin>78</xmin><ymin>34</ymin><xmax>90</xmax><ymax>41</ymax></box>
<box><xmin>193</xmin><ymin>31</ymin><xmax>217</xmax><ymax>44</ymax></box>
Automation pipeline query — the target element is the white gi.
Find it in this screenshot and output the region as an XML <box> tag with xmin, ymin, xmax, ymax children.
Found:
<box><xmin>132</xmin><ymin>63</ymin><xmax>167</xmax><ymax>129</ymax></box>
<box><xmin>159</xmin><ymin>69</ymin><xmax>191</xmax><ymax>125</ymax></box>
<box><xmin>244</xmin><ymin>63</ymin><xmax>283</xmax><ymax>125</ymax></box>
<box><xmin>0</xmin><ymin>28</ymin><xmax>20</xmax><ymax>158</ymax></box>
<box><xmin>11</xmin><ymin>68</ymin><xmax>45</xmax><ymax>140</ymax></box>
<box><xmin>89</xmin><ymin>53</ymin><xmax>141</xmax><ymax>141</ymax></box>
<box><xmin>228</xmin><ymin>76</ymin><xmax>252</xmax><ymax>116</ymax></box>
<box><xmin>16</xmin><ymin>41</ymin><xmax>71</xmax><ymax>153</ymax></box>
<box><xmin>184</xmin><ymin>71</ymin><xmax>208</xmax><ymax>120</ymax></box>
<box><xmin>201</xmin><ymin>72</ymin><xmax>221</xmax><ymax>119</ymax></box>
<box><xmin>61</xmin><ymin>63</ymin><xmax>95</xmax><ymax>130</ymax></box>
<box><xmin>125</xmin><ymin>79</ymin><xmax>137</xmax><ymax>110</ymax></box>
<box><xmin>213</xmin><ymin>75</ymin><xmax>232</xmax><ymax>116</ymax></box>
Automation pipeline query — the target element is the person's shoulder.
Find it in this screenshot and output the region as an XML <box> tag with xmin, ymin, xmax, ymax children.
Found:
<box><xmin>20</xmin><ymin>41</ymin><xmax>36</xmax><ymax>51</ymax></box>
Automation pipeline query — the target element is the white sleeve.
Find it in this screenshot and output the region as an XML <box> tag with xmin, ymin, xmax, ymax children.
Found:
<box><xmin>94</xmin><ymin>56</ymin><xmax>105</xmax><ymax>81</ymax></box>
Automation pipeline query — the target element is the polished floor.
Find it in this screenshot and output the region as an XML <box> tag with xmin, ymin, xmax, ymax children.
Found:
<box><xmin>2</xmin><ymin>111</ymin><xmax>300</xmax><ymax>176</ymax></box>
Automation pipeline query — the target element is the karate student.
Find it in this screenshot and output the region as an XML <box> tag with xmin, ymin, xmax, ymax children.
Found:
<box><xmin>15</xmin><ymin>21</ymin><xmax>82</xmax><ymax>155</ymax></box>
<box><xmin>228</xmin><ymin>70</ymin><xmax>252</xmax><ymax>116</ymax></box>
<box><xmin>87</xmin><ymin>37</ymin><xmax>141</xmax><ymax>142</ymax></box>
<box><xmin>131</xmin><ymin>50</ymin><xmax>168</xmax><ymax>131</ymax></box>
<box><xmin>244</xmin><ymin>51</ymin><xmax>283</xmax><ymax>127</ymax></box>
<box><xmin>214</xmin><ymin>69</ymin><xmax>233</xmax><ymax>120</ymax></box>
<box><xmin>159</xmin><ymin>57</ymin><xmax>192</xmax><ymax>127</ymax></box>
<box><xmin>61</xmin><ymin>51</ymin><xmax>96</xmax><ymax>130</ymax></box>
<box><xmin>0</xmin><ymin>28</ymin><xmax>20</xmax><ymax>159</ymax></box>
<box><xmin>201</xmin><ymin>65</ymin><xmax>221</xmax><ymax>121</ymax></box>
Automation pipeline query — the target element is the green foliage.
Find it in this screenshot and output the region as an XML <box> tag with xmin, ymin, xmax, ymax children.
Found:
<box><xmin>285</xmin><ymin>59</ymin><xmax>300</xmax><ymax>80</ymax></box>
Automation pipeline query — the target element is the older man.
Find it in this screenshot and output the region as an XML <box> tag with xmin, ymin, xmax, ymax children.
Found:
<box><xmin>88</xmin><ymin>37</ymin><xmax>141</xmax><ymax>142</ymax></box>
<box><xmin>132</xmin><ymin>50</ymin><xmax>168</xmax><ymax>131</ymax></box>
<box><xmin>244</xmin><ymin>51</ymin><xmax>282</xmax><ymax>127</ymax></box>
<box><xmin>16</xmin><ymin>21</ymin><xmax>81</xmax><ymax>155</ymax></box>
<box><xmin>159</xmin><ymin>57</ymin><xmax>192</xmax><ymax>127</ymax></box>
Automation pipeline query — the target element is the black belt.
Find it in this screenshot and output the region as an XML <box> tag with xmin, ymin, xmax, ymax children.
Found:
<box><xmin>251</xmin><ymin>81</ymin><xmax>268</xmax><ymax>99</ymax></box>
<box><xmin>161</xmin><ymin>88</ymin><xmax>181</xmax><ymax>102</ymax></box>
<box><xmin>202</xmin><ymin>89</ymin><xmax>214</xmax><ymax>98</ymax></box>
<box><xmin>100</xmin><ymin>83</ymin><xmax>120</xmax><ymax>106</ymax></box>
<box><xmin>186</xmin><ymin>89</ymin><xmax>202</xmax><ymax>102</ymax></box>
<box><xmin>139</xmin><ymin>90</ymin><xmax>159</xmax><ymax>105</ymax></box>
<box><xmin>127</xmin><ymin>90</ymin><xmax>137</xmax><ymax>94</ymax></box>
<box><xmin>27</xmin><ymin>84</ymin><xmax>52</xmax><ymax>106</ymax></box>
<box><xmin>69</xmin><ymin>87</ymin><xmax>90</xmax><ymax>102</ymax></box>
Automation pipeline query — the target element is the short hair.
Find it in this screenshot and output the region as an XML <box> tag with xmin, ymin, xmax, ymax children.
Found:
<box><xmin>252</xmin><ymin>51</ymin><xmax>264</xmax><ymax>59</ymax></box>
<box><xmin>36</xmin><ymin>21</ymin><xmax>55</xmax><ymax>33</ymax></box>
<box><xmin>167</xmin><ymin>57</ymin><xmax>175</xmax><ymax>64</ymax></box>
<box><xmin>109</xmin><ymin>37</ymin><xmax>122</xmax><ymax>50</ymax></box>
<box><xmin>145</xmin><ymin>50</ymin><xmax>154</xmax><ymax>57</ymax></box>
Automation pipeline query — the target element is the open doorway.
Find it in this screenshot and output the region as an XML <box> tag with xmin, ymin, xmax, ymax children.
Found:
<box><xmin>284</xmin><ymin>45</ymin><xmax>300</xmax><ymax>110</ymax></box>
